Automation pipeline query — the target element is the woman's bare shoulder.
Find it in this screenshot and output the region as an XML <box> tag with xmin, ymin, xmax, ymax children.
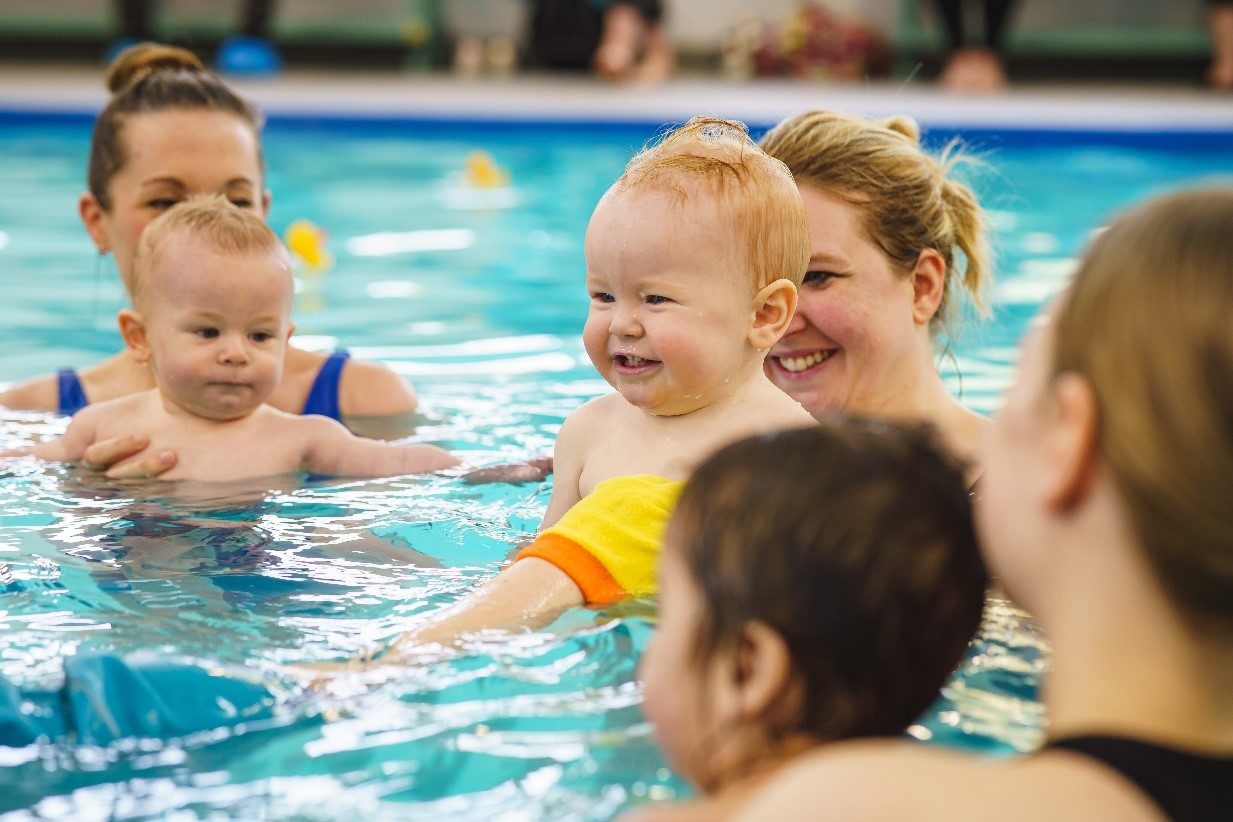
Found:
<box><xmin>618</xmin><ymin>796</ymin><xmax>733</xmax><ymax>822</ymax></box>
<box><xmin>337</xmin><ymin>357</ymin><xmax>418</xmax><ymax>417</ymax></box>
<box><xmin>0</xmin><ymin>373</ymin><xmax>59</xmax><ymax>412</ymax></box>
<box><xmin>752</xmin><ymin>377</ymin><xmax>817</xmax><ymax>428</ymax></box>
<box><xmin>279</xmin><ymin>347</ymin><xmax>417</xmax><ymax>419</ymax></box>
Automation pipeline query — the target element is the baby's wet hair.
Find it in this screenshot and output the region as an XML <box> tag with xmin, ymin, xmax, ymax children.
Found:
<box><xmin>613</xmin><ymin>116</ymin><xmax>810</xmax><ymax>293</ymax></box>
<box><xmin>669</xmin><ymin>417</ymin><xmax>987</xmax><ymax>742</ymax></box>
<box><xmin>130</xmin><ymin>195</ymin><xmax>286</xmax><ymax>307</ymax></box>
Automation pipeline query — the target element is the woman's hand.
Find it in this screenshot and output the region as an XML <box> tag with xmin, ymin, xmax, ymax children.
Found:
<box><xmin>461</xmin><ymin>456</ymin><xmax>553</xmax><ymax>485</ymax></box>
<box><xmin>82</xmin><ymin>434</ymin><xmax>177</xmax><ymax>479</ymax></box>
<box><xmin>287</xmin><ymin>642</ymin><xmax>457</xmax><ymax>695</ymax></box>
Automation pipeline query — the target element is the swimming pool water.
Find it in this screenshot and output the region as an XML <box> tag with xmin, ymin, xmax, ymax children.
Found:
<box><xmin>1</xmin><ymin>114</ymin><xmax>1231</xmax><ymax>819</ymax></box>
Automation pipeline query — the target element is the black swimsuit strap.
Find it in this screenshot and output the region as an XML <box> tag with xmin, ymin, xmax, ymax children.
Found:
<box><xmin>1045</xmin><ymin>734</ymin><xmax>1233</xmax><ymax>822</ymax></box>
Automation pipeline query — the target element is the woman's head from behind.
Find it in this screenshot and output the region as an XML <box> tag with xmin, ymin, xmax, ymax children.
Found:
<box><xmin>639</xmin><ymin>419</ymin><xmax>987</xmax><ymax>792</ymax></box>
<box><xmin>982</xmin><ymin>188</ymin><xmax>1233</xmax><ymax>635</ymax></box>
<box><xmin>80</xmin><ymin>42</ymin><xmax>268</xmax><ymax>288</ymax></box>
<box><xmin>758</xmin><ymin>110</ymin><xmax>990</xmax><ymax>415</ymax></box>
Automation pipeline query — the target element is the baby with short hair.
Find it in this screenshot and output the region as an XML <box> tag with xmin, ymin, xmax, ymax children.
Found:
<box><xmin>626</xmin><ymin>419</ymin><xmax>988</xmax><ymax>820</ymax></box>
<box><xmin>12</xmin><ymin>197</ymin><xmax>458</xmax><ymax>482</ymax></box>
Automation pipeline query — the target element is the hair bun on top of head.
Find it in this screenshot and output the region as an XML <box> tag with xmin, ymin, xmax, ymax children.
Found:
<box><xmin>105</xmin><ymin>42</ymin><xmax>204</xmax><ymax>94</ymax></box>
<box><xmin>879</xmin><ymin>115</ymin><xmax>921</xmax><ymax>144</ymax></box>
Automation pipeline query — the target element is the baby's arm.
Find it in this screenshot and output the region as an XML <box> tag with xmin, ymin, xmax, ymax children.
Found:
<box><xmin>373</xmin><ymin>401</ymin><xmax>608</xmax><ymax>656</ymax></box>
<box><xmin>387</xmin><ymin>557</ymin><xmax>583</xmax><ymax>653</ymax></box>
<box><xmin>300</xmin><ymin>416</ymin><xmax>461</xmax><ymax>477</ymax></box>
<box><xmin>3</xmin><ymin>408</ymin><xmax>101</xmax><ymax>463</ymax></box>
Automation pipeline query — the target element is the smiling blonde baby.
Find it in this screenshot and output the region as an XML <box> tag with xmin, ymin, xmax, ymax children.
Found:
<box><xmin>513</xmin><ymin>116</ymin><xmax>816</xmax><ymax>604</ymax></box>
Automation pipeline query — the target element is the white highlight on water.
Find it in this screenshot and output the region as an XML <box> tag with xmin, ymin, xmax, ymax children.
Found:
<box><xmin>346</xmin><ymin>229</ymin><xmax>475</xmax><ymax>257</ymax></box>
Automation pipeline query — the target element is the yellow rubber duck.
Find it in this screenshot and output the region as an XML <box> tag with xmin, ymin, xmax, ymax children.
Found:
<box><xmin>284</xmin><ymin>219</ymin><xmax>334</xmax><ymax>272</ymax></box>
<box><xmin>463</xmin><ymin>150</ymin><xmax>510</xmax><ymax>189</ymax></box>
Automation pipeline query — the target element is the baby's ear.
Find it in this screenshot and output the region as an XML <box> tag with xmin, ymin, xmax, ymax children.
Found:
<box><xmin>748</xmin><ymin>279</ymin><xmax>798</xmax><ymax>351</ymax></box>
<box><xmin>117</xmin><ymin>309</ymin><xmax>151</xmax><ymax>363</ymax></box>
<box><xmin>731</xmin><ymin>620</ymin><xmax>795</xmax><ymax>721</ymax></box>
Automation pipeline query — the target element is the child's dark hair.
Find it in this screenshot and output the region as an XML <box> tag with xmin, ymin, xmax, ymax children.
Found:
<box><xmin>669</xmin><ymin>417</ymin><xmax>987</xmax><ymax>741</ymax></box>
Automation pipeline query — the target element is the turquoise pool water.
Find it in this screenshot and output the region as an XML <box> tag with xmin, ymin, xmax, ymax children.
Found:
<box><xmin>1</xmin><ymin>113</ymin><xmax>1231</xmax><ymax>819</ymax></box>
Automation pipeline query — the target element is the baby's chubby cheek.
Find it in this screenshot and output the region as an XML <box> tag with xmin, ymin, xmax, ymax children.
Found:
<box><xmin>581</xmin><ymin>322</ymin><xmax>609</xmax><ymax>365</ymax></box>
<box><xmin>642</xmin><ymin>684</ymin><xmax>689</xmax><ymax>774</ymax></box>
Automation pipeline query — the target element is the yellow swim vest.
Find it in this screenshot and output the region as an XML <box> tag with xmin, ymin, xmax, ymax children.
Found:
<box><xmin>516</xmin><ymin>474</ymin><xmax>684</xmax><ymax>604</ymax></box>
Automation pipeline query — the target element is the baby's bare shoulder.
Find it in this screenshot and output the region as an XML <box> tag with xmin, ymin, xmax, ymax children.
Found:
<box><xmin>562</xmin><ymin>393</ymin><xmax>623</xmax><ymax>434</ymax></box>
<box><xmin>253</xmin><ymin>405</ymin><xmax>343</xmax><ymax>440</ymax></box>
<box><xmin>222</xmin><ymin>408</ymin><xmax>345</xmax><ymax>472</ymax></box>
<box><xmin>80</xmin><ymin>391</ymin><xmax>159</xmax><ymax>430</ymax></box>
<box><xmin>757</xmin><ymin>383</ymin><xmax>817</xmax><ymax>428</ymax></box>
<box><xmin>737</xmin><ymin>741</ymin><xmax>1160</xmax><ymax>822</ymax></box>
<box><xmin>576</xmin><ymin>392</ymin><xmax>624</xmax><ymax>417</ymax></box>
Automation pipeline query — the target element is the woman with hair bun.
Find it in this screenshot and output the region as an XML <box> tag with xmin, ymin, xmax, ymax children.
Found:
<box><xmin>733</xmin><ymin>187</ymin><xmax>1233</xmax><ymax>822</ymax></box>
<box><xmin>1</xmin><ymin>43</ymin><xmax>419</xmax><ymax>466</ymax></box>
<box><xmin>760</xmin><ymin>110</ymin><xmax>992</xmax><ymax>483</ymax></box>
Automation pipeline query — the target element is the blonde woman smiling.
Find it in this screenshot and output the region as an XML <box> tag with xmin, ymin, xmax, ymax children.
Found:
<box><xmin>760</xmin><ymin>110</ymin><xmax>991</xmax><ymax>482</ymax></box>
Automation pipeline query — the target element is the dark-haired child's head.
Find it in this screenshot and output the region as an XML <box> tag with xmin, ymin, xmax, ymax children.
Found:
<box><xmin>639</xmin><ymin>417</ymin><xmax>988</xmax><ymax>791</ymax></box>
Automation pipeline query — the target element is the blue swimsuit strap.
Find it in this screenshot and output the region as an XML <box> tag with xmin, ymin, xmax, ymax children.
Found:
<box><xmin>56</xmin><ymin>354</ymin><xmax>350</xmax><ymax>420</ymax></box>
<box><xmin>300</xmin><ymin>350</ymin><xmax>350</xmax><ymax>421</ymax></box>
<box><xmin>57</xmin><ymin>368</ymin><xmax>89</xmax><ymax>416</ymax></box>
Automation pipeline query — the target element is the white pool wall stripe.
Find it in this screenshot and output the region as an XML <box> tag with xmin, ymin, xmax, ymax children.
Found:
<box><xmin>2</xmin><ymin>68</ymin><xmax>1232</xmax><ymax>131</ymax></box>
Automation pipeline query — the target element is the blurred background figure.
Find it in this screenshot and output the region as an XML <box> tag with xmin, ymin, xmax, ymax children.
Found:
<box><xmin>720</xmin><ymin>3</ymin><xmax>890</xmax><ymax>82</ymax></box>
<box><xmin>442</xmin><ymin>0</ymin><xmax>674</xmax><ymax>82</ymax></box>
<box><xmin>527</xmin><ymin>0</ymin><xmax>675</xmax><ymax>82</ymax></box>
<box><xmin>931</xmin><ymin>0</ymin><xmax>1018</xmax><ymax>92</ymax></box>
<box><xmin>443</xmin><ymin>0</ymin><xmax>526</xmax><ymax>76</ymax></box>
<box><xmin>113</xmin><ymin>0</ymin><xmax>282</xmax><ymax>75</ymax></box>
<box><xmin>114</xmin><ymin>0</ymin><xmax>154</xmax><ymax>45</ymax></box>
<box><xmin>1210</xmin><ymin>0</ymin><xmax>1233</xmax><ymax>89</ymax></box>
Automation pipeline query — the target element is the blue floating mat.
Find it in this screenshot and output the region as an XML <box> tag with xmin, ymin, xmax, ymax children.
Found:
<box><xmin>0</xmin><ymin>676</ymin><xmax>64</xmax><ymax>747</ymax></box>
<box><xmin>0</xmin><ymin>652</ymin><xmax>282</xmax><ymax>747</ymax></box>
